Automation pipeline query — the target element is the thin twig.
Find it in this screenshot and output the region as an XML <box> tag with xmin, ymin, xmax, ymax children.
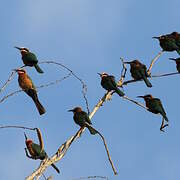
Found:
<box><xmin>39</xmin><ymin>61</ymin><xmax>89</xmax><ymax>112</ymax></box>
<box><xmin>123</xmin><ymin>71</ymin><xmax>179</xmax><ymax>85</ymax></box>
<box><xmin>0</xmin><ymin>74</ymin><xmax>71</xmax><ymax>104</ymax></box>
<box><xmin>122</xmin><ymin>96</ymin><xmax>147</xmax><ymax>110</ymax></box>
<box><xmin>96</xmin><ymin>131</ymin><xmax>117</xmax><ymax>175</ymax></box>
<box><xmin>72</xmin><ymin>176</ymin><xmax>108</xmax><ymax>180</ymax></box>
<box><xmin>147</xmin><ymin>50</ymin><xmax>163</xmax><ymax>75</ymax></box>
<box><xmin>0</xmin><ymin>71</ymin><xmax>16</xmax><ymax>94</ymax></box>
<box><xmin>0</xmin><ymin>125</ymin><xmax>36</xmax><ymax>131</ymax></box>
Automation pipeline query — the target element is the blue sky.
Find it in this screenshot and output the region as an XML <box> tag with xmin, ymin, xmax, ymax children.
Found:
<box><xmin>1</xmin><ymin>0</ymin><xmax>180</xmax><ymax>179</ymax></box>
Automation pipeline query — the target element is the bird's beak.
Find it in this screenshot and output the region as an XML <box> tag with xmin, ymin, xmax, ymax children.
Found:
<box><xmin>68</xmin><ymin>109</ymin><xmax>74</xmax><ymax>112</ymax></box>
<box><xmin>152</xmin><ymin>36</ymin><xmax>160</xmax><ymax>39</ymax></box>
<box><xmin>137</xmin><ymin>95</ymin><xmax>144</xmax><ymax>98</ymax></box>
<box><xmin>12</xmin><ymin>69</ymin><xmax>19</xmax><ymax>72</ymax></box>
<box><xmin>14</xmin><ymin>46</ymin><xmax>21</xmax><ymax>50</ymax></box>
<box><xmin>97</xmin><ymin>73</ymin><xmax>101</xmax><ymax>76</ymax></box>
<box><xmin>24</xmin><ymin>132</ymin><xmax>28</xmax><ymax>140</ymax></box>
<box><xmin>124</xmin><ymin>61</ymin><xmax>131</xmax><ymax>64</ymax></box>
<box><xmin>169</xmin><ymin>58</ymin><xmax>176</xmax><ymax>61</ymax></box>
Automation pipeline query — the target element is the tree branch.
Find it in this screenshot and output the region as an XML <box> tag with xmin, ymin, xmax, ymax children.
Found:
<box><xmin>147</xmin><ymin>50</ymin><xmax>164</xmax><ymax>75</ymax></box>
<box><xmin>72</xmin><ymin>176</ymin><xmax>108</xmax><ymax>180</ymax></box>
<box><xmin>0</xmin><ymin>125</ymin><xmax>36</xmax><ymax>131</ymax></box>
<box><xmin>0</xmin><ymin>73</ymin><xmax>71</xmax><ymax>104</ymax></box>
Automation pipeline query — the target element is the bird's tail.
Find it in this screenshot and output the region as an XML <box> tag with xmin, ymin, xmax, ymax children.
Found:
<box><xmin>51</xmin><ymin>163</ymin><xmax>60</xmax><ymax>174</ymax></box>
<box><xmin>115</xmin><ymin>88</ymin><xmax>125</xmax><ymax>97</ymax></box>
<box><xmin>34</xmin><ymin>64</ymin><xmax>44</xmax><ymax>73</ymax></box>
<box><xmin>29</xmin><ymin>90</ymin><xmax>46</xmax><ymax>115</ymax></box>
<box><xmin>142</xmin><ymin>76</ymin><xmax>152</xmax><ymax>88</ymax></box>
<box><xmin>85</xmin><ymin>123</ymin><xmax>98</xmax><ymax>135</ymax></box>
<box><xmin>162</xmin><ymin>114</ymin><xmax>169</xmax><ymax>122</ymax></box>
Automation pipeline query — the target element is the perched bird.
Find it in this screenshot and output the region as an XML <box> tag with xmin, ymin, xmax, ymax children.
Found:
<box><xmin>15</xmin><ymin>46</ymin><xmax>44</xmax><ymax>73</ymax></box>
<box><xmin>98</xmin><ymin>72</ymin><xmax>124</xmax><ymax>96</ymax></box>
<box><xmin>167</xmin><ymin>32</ymin><xmax>180</xmax><ymax>47</ymax></box>
<box><xmin>24</xmin><ymin>133</ymin><xmax>60</xmax><ymax>174</ymax></box>
<box><xmin>169</xmin><ymin>57</ymin><xmax>180</xmax><ymax>73</ymax></box>
<box><xmin>137</xmin><ymin>94</ymin><xmax>168</xmax><ymax>131</ymax></box>
<box><xmin>68</xmin><ymin>107</ymin><xmax>98</xmax><ymax>135</ymax></box>
<box><xmin>124</xmin><ymin>60</ymin><xmax>152</xmax><ymax>87</ymax></box>
<box><xmin>15</xmin><ymin>69</ymin><xmax>46</xmax><ymax>115</ymax></box>
<box><xmin>153</xmin><ymin>35</ymin><xmax>180</xmax><ymax>55</ymax></box>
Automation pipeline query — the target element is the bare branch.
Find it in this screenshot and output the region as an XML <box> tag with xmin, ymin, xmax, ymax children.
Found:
<box><xmin>0</xmin><ymin>125</ymin><xmax>36</xmax><ymax>131</ymax></box>
<box><xmin>96</xmin><ymin>131</ymin><xmax>117</xmax><ymax>175</ymax></box>
<box><xmin>122</xmin><ymin>96</ymin><xmax>147</xmax><ymax>110</ymax></box>
<box><xmin>0</xmin><ymin>71</ymin><xmax>16</xmax><ymax>94</ymax></box>
<box><xmin>72</xmin><ymin>176</ymin><xmax>108</xmax><ymax>180</ymax></box>
<box><xmin>39</xmin><ymin>61</ymin><xmax>89</xmax><ymax>112</ymax></box>
<box><xmin>123</xmin><ymin>71</ymin><xmax>179</xmax><ymax>85</ymax></box>
<box><xmin>36</xmin><ymin>128</ymin><xmax>44</xmax><ymax>151</ymax></box>
<box><xmin>147</xmin><ymin>50</ymin><xmax>163</xmax><ymax>75</ymax></box>
<box><xmin>0</xmin><ymin>74</ymin><xmax>71</xmax><ymax>104</ymax></box>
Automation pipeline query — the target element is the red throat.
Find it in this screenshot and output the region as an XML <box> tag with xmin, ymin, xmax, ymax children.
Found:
<box><xmin>26</xmin><ymin>139</ymin><xmax>33</xmax><ymax>146</ymax></box>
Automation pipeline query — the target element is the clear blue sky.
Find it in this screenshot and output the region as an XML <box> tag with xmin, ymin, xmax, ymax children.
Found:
<box><xmin>0</xmin><ymin>0</ymin><xmax>180</xmax><ymax>179</ymax></box>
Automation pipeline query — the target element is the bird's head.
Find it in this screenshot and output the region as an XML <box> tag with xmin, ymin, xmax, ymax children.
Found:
<box><xmin>137</xmin><ymin>94</ymin><xmax>153</xmax><ymax>100</ymax></box>
<box><xmin>124</xmin><ymin>60</ymin><xmax>140</xmax><ymax>65</ymax></box>
<box><xmin>97</xmin><ymin>72</ymin><xmax>109</xmax><ymax>78</ymax></box>
<box><xmin>14</xmin><ymin>68</ymin><xmax>26</xmax><ymax>75</ymax></box>
<box><xmin>170</xmin><ymin>31</ymin><xmax>179</xmax><ymax>37</ymax></box>
<box><xmin>68</xmin><ymin>107</ymin><xmax>82</xmax><ymax>113</ymax></box>
<box><xmin>152</xmin><ymin>35</ymin><xmax>165</xmax><ymax>40</ymax></box>
<box><xmin>24</xmin><ymin>132</ymin><xmax>33</xmax><ymax>146</ymax></box>
<box><xmin>14</xmin><ymin>46</ymin><xmax>30</xmax><ymax>56</ymax></box>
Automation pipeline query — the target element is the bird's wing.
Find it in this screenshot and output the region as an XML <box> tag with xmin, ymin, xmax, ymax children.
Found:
<box><xmin>107</xmin><ymin>75</ymin><xmax>118</xmax><ymax>89</ymax></box>
<box><xmin>27</xmin><ymin>75</ymin><xmax>36</xmax><ymax>90</ymax></box>
<box><xmin>153</xmin><ymin>98</ymin><xmax>166</xmax><ymax>115</ymax></box>
<box><xmin>81</xmin><ymin>111</ymin><xmax>92</xmax><ymax>125</ymax></box>
<box><xmin>25</xmin><ymin>53</ymin><xmax>38</xmax><ymax>63</ymax></box>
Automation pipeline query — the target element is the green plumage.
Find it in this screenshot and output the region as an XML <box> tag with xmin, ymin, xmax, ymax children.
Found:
<box><xmin>153</xmin><ymin>35</ymin><xmax>180</xmax><ymax>55</ymax></box>
<box><xmin>26</xmin><ymin>141</ymin><xmax>60</xmax><ymax>173</ymax></box>
<box><xmin>169</xmin><ymin>58</ymin><xmax>180</xmax><ymax>73</ymax></box>
<box><xmin>144</xmin><ymin>96</ymin><xmax>168</xmax><ymax>122</ymax></box>
<box><xmin>127</xmin><ymin>60</ymin><xmax>152</xmax><ymax>87</ymax></box>
<box><xmin>69</xmin><ymin>107</ymin><xmax>98</xmax><ymax>135</ymax></box>
<box><xmin>22</xmin><ymin>52</ymin><xmax>44</xmax><ymax>73</ymax></box>
<box><xmin>100</xmin><ymin>74</ymin><xmax>124</xmax><ymax>96</ymax></box>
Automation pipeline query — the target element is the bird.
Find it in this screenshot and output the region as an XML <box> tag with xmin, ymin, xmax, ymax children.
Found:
<box><xmin>167</xmin><ymin>32</ymin><xmax>180</xmax><ymax>47</ymax></box>
<box><xmin>15</xmin><ymin>69</ymin><xmax>46</xmax><ymax>115</ymax></box>
<box><xmin>169</xmin><ymin>57</ymin><xmax>180</xmax><ymax>73</ymax></box>
<box><xmin>153</xmin><ymin>34</ymin><xmax>180</xmax><ymax>55</ymax></box>
<box><xmin>24</xmin><ymin>132</ymin><xmax>60</xmax><ymax>174</ymax></box>
<box><xmin>124</xmin><ymin>60</ymin><xmax>152</xmax><ymax>87</ymax></box>
<box><xmin>14</xmin><ymin>46</ymin><xmax>44</xmax><ymax>73</ymax></box>
<box><xmin>68</xmin><ymin>107</ymin><xmax>98</xmax><ymax>135</ymax></box>
<box><xmin>98</xmin><ymin>72</ymin><xmax>124</xmax><ymax>96</ymax></box>
<box><xmin>137</xmin><ymin>94</ymin><xmax>168</xmax><ymax>131</ymax></box>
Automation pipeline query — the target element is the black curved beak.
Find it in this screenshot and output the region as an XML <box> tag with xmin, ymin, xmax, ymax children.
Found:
<box><xmin>24</xmin><ymin>132</ymin><xmax>28</xmax><ymax>140</ymax></box>
<box><xmin>14</xmin><ymin>46</ymin><xmax>21</xmax><ymax>50</ymax></box>
<box><xmin>97</xmin><ymin>73</ymin><xmax>101</xmax><ymax>76</ymax></box>
<box><xmin>137</xmin><ymin>96</ymin><xmax>144</xmax><ymax>98</ymax></box>
<box><xmin>152</xmin><ymin>36</ymin><xmax>160</xmax><ymax>39</ymax></box>
<box><xmin>169</xmin><ymin>58</ymin><xmax>176</xmax><ymax>61</ymax></box>
<box><xmin>68</xmin><ymin>109</ymin><xmax>74</xmax><ymax>112</ymax></box>
<box><xmin>124</xmin><ymin>61</ymin><xmax>131</xmax><ymax>64</ymax></box>
<box><xmin>12</xmin><ymin>69</ymin><xmax>19</xmax><ymax>72</ymax></box>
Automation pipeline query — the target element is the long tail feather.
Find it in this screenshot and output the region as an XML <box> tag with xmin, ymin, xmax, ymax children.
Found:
<box><xmin>85</xmin><ymin>123</ymin><xmax>98</xmax><ymax>135</ymax></box>
<box><xmin>34</xmin><ymin>64</ymin><xmax>44</xmax><ymax>73</ymax></box>
<box><xmin>27</xmin><ymin>89</ymin><xmax>46</xmax><ymax>115</ymax></box>
<box><xmin>142</xmin><ymin>76</ymin><xmax>152</xmax><ymax>87</ymax></box>
<box><xmin>115</xmin><ymin>88</ymin><xmax>125</xmax><ymax>97</ymax></box>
